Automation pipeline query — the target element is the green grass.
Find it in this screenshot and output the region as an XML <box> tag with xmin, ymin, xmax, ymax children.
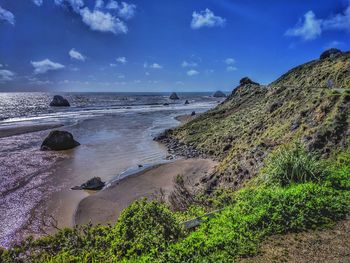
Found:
<box><xmin>260</xmin><ymin>143</ymin><xmax>327</xmax><ymax>186</ymax></box>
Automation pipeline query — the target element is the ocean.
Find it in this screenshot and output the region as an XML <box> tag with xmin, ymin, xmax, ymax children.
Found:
<box><xmin>0</xmin><ymin>92</ymin><xmax>221</xmax><ymax>247</ymax></box>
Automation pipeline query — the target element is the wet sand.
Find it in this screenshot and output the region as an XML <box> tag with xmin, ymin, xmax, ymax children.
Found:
<box><xmin>75</xmin><ymin>158</ymin><xmax>216</xmax><ymax>226</ymax></box>
<box><xmin>0</xmin><ymin>123</ymin><xmax>63</xmax><ymax>138</ymax></box>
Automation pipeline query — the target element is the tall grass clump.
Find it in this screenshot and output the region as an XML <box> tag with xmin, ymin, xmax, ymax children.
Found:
<box><xmin>262</xmin><ymin>143</ymin><xmax>327</xmax><ymax>186</ymax></box>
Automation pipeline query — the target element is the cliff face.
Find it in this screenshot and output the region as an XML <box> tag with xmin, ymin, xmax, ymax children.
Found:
<box><xmin>165</xmin><ymin>51</ymin><xmax>350</xmax><ymax>191</ymax></box>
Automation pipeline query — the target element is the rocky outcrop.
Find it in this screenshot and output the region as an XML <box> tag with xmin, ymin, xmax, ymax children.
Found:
<box><xmin>41</xmin><ymin>130</ymin><xmax>80</xmax><ymax>151</ymax></box>
<box><xmin>213</xmin><ymin>91</ymin><xmax>226</xmax><ymax>97</ymax></box>
<box><xmin>50</xmin><ymin>95</ymin><xmax>70</xmax><ymax>107</ymax></box>
<box><xmin>169</xmin><ymin>92</ymin><xmax>180</xmax><ymax>100</ymax></box>
<box><xmin>184</xmin><ymin>100</ymin><xmax>190</xmax><ymax>105</ymax></box>
<box><xmin>239</xmin><ymin>77</ymin><xmax>259</xmax><ymax>86</ymax></box>
<box><xmin>71</xmin><ymin>177</ymin><xmax>105</xmax><ymax>190</ymax></box>
<box><xmin>320</xmin><ymin>48</ymin><xmax>342</xmax><ymax>60</ymax></box>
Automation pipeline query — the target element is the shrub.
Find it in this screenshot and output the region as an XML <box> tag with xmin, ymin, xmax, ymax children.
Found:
<box><xmin>261</xmin><ymin>143</ymin><xmax>327</xmax><ymax>186</ymax></box>
<box><xmin>324</xmin><ymin>149</ymin><xmax>350</xmax><ymax>191</ymax></box>
<box><xmin>111</xmin><ymin>199</ymin><xmax>182</xmax><ymax>260</ymax></box>
<box><xmin>155</xmin><ymin>183</ymin><xmax>349</xmax><ymax>262</ymax></box>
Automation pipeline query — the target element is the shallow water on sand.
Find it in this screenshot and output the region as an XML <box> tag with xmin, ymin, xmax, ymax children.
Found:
<box><xmin>0</xmin><ymin>93</ymin><xmax>221</xmax><ymax>247</ymax></box>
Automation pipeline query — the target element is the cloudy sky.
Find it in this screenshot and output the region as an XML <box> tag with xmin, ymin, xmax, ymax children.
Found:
<box><xmin>0</xmin><ymin>0</ymin><xmax>349</xmax><ymax>92</ymax></box>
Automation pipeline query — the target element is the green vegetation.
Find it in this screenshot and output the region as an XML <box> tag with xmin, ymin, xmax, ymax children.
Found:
<box><xmin>260</xmin><ymin>143</ymin><xmax>327</xmax><ymax>186</ymax></box>
<box><xmin>1</xmin><ymin>145</ymin><xmax>350</xmax><ymax>262</ymax></box>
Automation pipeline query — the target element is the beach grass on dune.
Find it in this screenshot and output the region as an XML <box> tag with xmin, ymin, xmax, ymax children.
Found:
<box><xmin>1</xmin><ymin>144</ymin><xmax>350</xmax><ymax>262</ymax></box>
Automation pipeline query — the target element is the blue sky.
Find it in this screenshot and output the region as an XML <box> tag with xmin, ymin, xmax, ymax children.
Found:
<box><xmin>0</xmin><ymin>0</ymin><xmax>349</xmax><ymax>92</ymax></box>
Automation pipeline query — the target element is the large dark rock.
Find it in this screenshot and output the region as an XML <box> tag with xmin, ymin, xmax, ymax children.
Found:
<box><xmin>320</xmin><ymin>48</ymin><xmax>342</xmax><ymax>60</ymax></box>
<box><xmin>213</xmin><ymin>91</ymin><xmax>226</xmax><ymax>97</ymax></box>
<box><xmin>169</xmin><ymin>92</ymin><xmax>180</xmax><ymax>100</ymax></box>
<box><xmin>184</xmin><ymin>100</ymin><xmax>190</xmax><ymax>105</ymax></box>
<box><xmin>239</xmin><ymin>77</ymin><xmax>259</xmax><ymax>86</ymax></box>
<box><xmin>41</xmin><ymin>130</ymin><xmax>80</xmax><ymax>151</ymax></box>
<box><xmin>71</xmin><ymin>177</ymin><xmax>105</xmax><ymax>190</ymax></box>
<box><xmin>50</xmin><ymin>95</ymin><xmax>70</xmax><ymax>107</ymax></box>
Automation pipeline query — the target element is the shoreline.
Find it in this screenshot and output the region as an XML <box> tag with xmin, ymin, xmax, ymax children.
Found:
<box><xmin>74</xmin><ymin>158</ymin><xmax>217</xmax><ymax>226</ymax></box>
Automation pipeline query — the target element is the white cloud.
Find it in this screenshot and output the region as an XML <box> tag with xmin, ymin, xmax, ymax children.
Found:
<box><xmin>33</xmin><ymin>0</ymin><xmax>43</xmax><ymax>6</ymax></box>
<box><xmin>226</xmin><ymin>66</ymin><xmax>237</xmax><ymax>72</ymax></box>
<box><xmin>0</xmin><ymin>70</ymin><xmax>15</xmax><ymax>82</ymax></box>
<box><xmin>225</xmin><ymin>58</ymin><xmax>235</xmax><ymax>65</ymax></box>
<box><xmin>323</xmin><ymin>5</ymin><xmax>350</xmax><ymax>31</ymax></box>
<box><xmin>80</xmin><ymin>7</ymin><xmax>128</xmax><ymax>34</ymax></box>
<box><xmin>106</xmin><ymin>0</ymin><xmax>119</xmax><ymax>9</ymax></box>
<box><xmin>31</xmin><ymin>59</ymin><xmax>65</xmax><ymax>74</ymax></box>
<box><xmin>187</xmin><ymin>69</ymin><xmax>199</xmax><ymax>76</ymax></box>
<box><xmin>191</xmin><ymin>8</ymin><xmax>225</xmax><ymax>29</ymax></box>
<box><xmin>150</xmin><ymin>63</ymin><xmax>162</xmax><ymax>69</ymax></box>
<box><xmin>145</xmin><ymin>72</ymin><xmax>150</xmax><ymax>76</ymax></box>
<box><xmin>69</xmin><ymin>48</ymin><xmax>86</xmax><ymax>61</ymax></box>
<box><xmin>117</xmin><ymin>2</ymin><xmax>136</xmax><ymax>20</ymax></box>
<box><xmin>95</xmin><ymin>0</ymin><xmax>104</xmax><ymax>9</ymax></box>
<box><xmin>118</xmin><ymin>74</ymin><xmax>125</xmax><ymax>79</ymax></box>
<box><xmin>144</xmin><ymin>62</ymin><xmax>163</xmax><ymax>69</ymax></box>
<box><xmin>54</xmin><ymin>0</ymin><xmax>84</xmax><ymax>13</ymax></box>
<box><xmin>0</xmin><ymin>64</ymin><xmax>2</xmax><ymax>67</ymax></box>
<box><xmin>182</xmin><ymin>61</ymin><xmax>198</xmax><ymax>68</ymax></box>
<box><xmin>285</xmin><ymin>11</ymin><xmax>322</xmax><ymax>40</ymax></box>
<box><xmin>116</xmin><ymin>56</ymin><xmax>127</xmax><ymax>64</ymax></box>
<box><xmin>55</xmin><ymin>0</ymin><xmax>134</xmax><ymax>35</ymax></box>
<box><xmin>106</xmin><ymin>1</ymin><xmax>136</xmax><ymax>20</ymax></box>
<box><xmin>0</xmin><ymin>6</ymin><xmax>15</xmax><ymax>26</ymax></box>
<box><xmin>286</xmin><ymin>5</ymin><xmax>350</xmax><ymax>41</ymax></box>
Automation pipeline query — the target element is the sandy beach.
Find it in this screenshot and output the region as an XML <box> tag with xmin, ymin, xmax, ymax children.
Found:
<box><xmin>75</xmin><ymin>158</ymin><xmax>217</xmax><ymax>225</ymax></box>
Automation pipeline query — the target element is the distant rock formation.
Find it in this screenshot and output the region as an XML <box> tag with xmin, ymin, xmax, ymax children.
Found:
<box><xmin>169</xmin><ymin>92</ymin><xmax>180</xmax><ymax>100</ymax></box>
<box><xmin>41</xmin><ymin>130</ymin><xmax>80</xmax><ymax>151</ymax></box>
<box><xmin>239</xmin><ymin>77</ymin><xmax>259</xmax><ymax>86</ymax></box>
<box><xmin>184</xmin><ymin>100</ymin><xmax>190</xmax><ymax>105</ymax></box>
<box><xmin>71</xmin><ymin>177</ymin><xmax>105</xmax><ymax>190</ymax></box>
<box><xmin>50</xmin><ymin>95</ymin><xmax>70</xmax><ymax>107</ymax></box>
<box><xmin>320</xmin><ymin>48</ymin><xmax>342</xmax><ymax>60</ymax></box>
<box><xmin>213</xmin><ymin>91</ymin><xmax>226</xmax><ymax>97</ymax></box>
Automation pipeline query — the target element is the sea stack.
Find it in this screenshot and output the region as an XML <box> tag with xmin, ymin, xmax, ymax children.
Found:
<box><xmin>320</xmin><ymin>48</ymin><xmax>342</xmax><ymax>60</ymax></box>
<box><xmin>41</xmin><ymin>130</ymin><xmax>80</xmax><ymax>151</ymax></box>
<box><xmin>169</xmin><ymin>92</ymin><xmax>180</xmax><ymax>100</ymax></box>
<box><xmin>184</xmin><ymin>100</ymin><xmax>190</xmax><ymax>105</ymax></box>
<box><xmin>50</xmin><ymin>95</ymin><xmax>70</xmax><ymax>107</ymax></box>
<box><xmin>213</xmin><ymin>91</ymin><xmax>226</xmax><ymax>98</ymax></box>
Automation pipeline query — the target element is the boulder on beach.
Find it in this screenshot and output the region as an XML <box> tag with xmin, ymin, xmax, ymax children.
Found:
<box><xmin>213</xmin><ymin>91</ymin><xmax>226</xmax><ymax>98</ymax></box>
<box><xmin>41</xmin><ymin>130</ymin><xmax>80</xmax><ymax>151</ymax></box>
<box><xmin>191</xmin><ymin>111</ymin><xmax>196</xmax><ymax>116</ymax></box>
<box><xmin>169</xmin><ymin>92</ymin><xmax>180</xmax><ymax>100</ymax></box>
<box><xmin>184</xmin><ymin>100</ymin><xmax>190</xmax><ymax>105</ymax></box>
<box><xmin>320</xmin><ymin>48</ymin><xmax>342</xmax><ymax>60</ymax></box>
<box><xmin>239</xmin><ymin>77</ymin><xmax>259</xmax><ymax>86</ymax></box>
<box><xmin>71</xmin><ymin>177</ymin><xmax>105</xmax><ymax>190</ymax></box>
<box><xmin>49</xmin><ymin>95</ymin><xmax>70</xmax><ymax>107</ymax></box>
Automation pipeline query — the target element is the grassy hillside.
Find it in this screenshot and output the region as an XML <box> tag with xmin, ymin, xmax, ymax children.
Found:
<box><xmin>163</xmin><ymin>51</ymin><xmax>350</xmax><ymax>191</ymax></box>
